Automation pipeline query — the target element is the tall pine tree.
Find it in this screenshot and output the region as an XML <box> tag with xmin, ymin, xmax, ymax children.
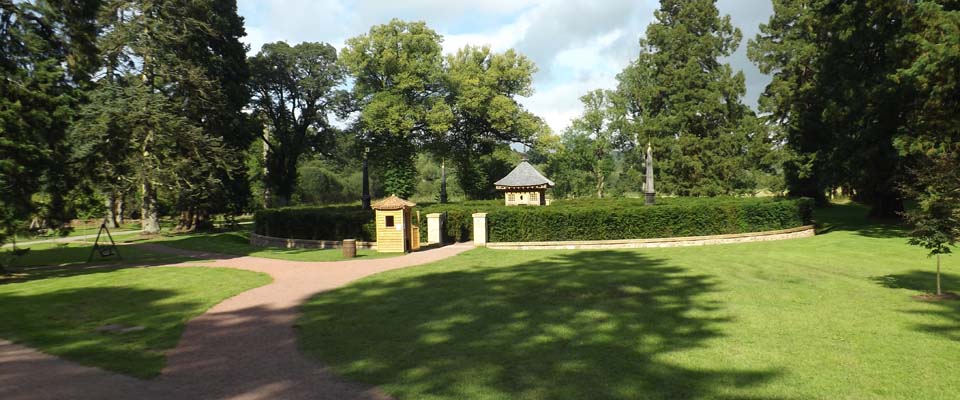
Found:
<box><xmin>617</xmin><ymin>0</ymin><xmax>758</xmax><ymax>196</ymax></box>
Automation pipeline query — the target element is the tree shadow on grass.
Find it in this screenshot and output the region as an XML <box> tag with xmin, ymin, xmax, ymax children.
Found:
<box><xmin>299</xmin><ymin>250</ymin><xmax>787</xmax><ymax>400</ymax></box>
<box><xmin>157</xmin><ymin>231</ymin><xmax>386</xmax><ymax>260</ymax></box>
<box><xmin>0</xmin><ymin>286</ymin><xmax>204</xmax><ymax>378</ymax></box>
<box><xmin>1</xmin><ymin>246</ymin><xmax>194</xmax><ymax>285</ymax></box>
<box><xmin>814</xmin><ymin>203</ymin><xmax>908</xmax><ymax>239</ymax></box>
<box><xmin>871</xmin><ymin>270</ymin><xmax>960</xmax><ymax>341</ymax></box>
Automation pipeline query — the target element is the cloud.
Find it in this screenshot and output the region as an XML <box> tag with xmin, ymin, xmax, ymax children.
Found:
<box><xmin>239</xmin><ymin>0</ymin><xmax>774</xmax><ymax>134</ymax></box>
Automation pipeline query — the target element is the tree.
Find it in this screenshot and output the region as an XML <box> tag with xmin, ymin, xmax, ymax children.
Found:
<box><xmin>70</xmin><ymin>0</ymin><xmax>247</xmax><ymax>233</ymax></box>
<box><xmin>896</xmin><ymin>2</ymin><xmax>960</xmax><ymax>296</ymax></box>
<box><xmin>902</xmin><ymin>156</ymin><xmax>959</xmax><ymax>296</ymax></box>
<box><xmin>569</xmin><ymin>89</ymin><xmax>621</xmax><ymax>198</ymax></box>
<box><xmin>617</xmin><ymin>0</ymin><xmax>758</xmax><ymax>196</ymax></box>
<box><xmin>750</xmin><ymin>0</ymin><xmax>916</xmax><ymax>216</ymax></box>
<box><xmin>441</xmin><ymin>45</ymin><xmax>546</xmax><ymax>199</ymax></box>
<box><xmin>1</xmin><ymin>0</ymin><xmax>100</xmax><ymax>247</ymax></box>
<box><xmin>340</xmin><ymin>19</ymin><xmax>452</xmax><ymax>198</ymax></box>
<box><xmin>248</xmin><ymin>41</ymin><xmax>344</xmax><ymax>207</ymax></box>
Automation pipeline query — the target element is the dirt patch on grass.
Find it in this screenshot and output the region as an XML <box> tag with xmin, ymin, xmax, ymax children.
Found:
<box><xmin>912</xmin><ymin>292</ymin><xmax>960</xmax><ymax>302</ymax></box>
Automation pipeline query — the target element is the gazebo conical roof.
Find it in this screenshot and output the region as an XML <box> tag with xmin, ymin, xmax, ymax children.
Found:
<box><xmin>494</xmin><ymin>161</ymin><xmax>554</xmax><ymax>189</ymax></box>
<box><xmin>372</xmin><ymin>195</ymin><xmax>416</xmax><ymax>210</ymax></box>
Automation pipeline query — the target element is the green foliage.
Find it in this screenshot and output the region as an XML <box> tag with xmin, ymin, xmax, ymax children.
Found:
<box><xmin>1</xmin><ymin>0</ymin><xmax>100</xmax><ymax>242</ymax></box>
<box><xmin>254</xmin><ymin>206</ymin><xmax>376</xmax><ymax>241</ymax></box>
<box><xmin>249</xmin><ymin>41</ymin><xmax>345</xmax><ymax>206</ymax></box>
<box><xmin>417</xmin><ymin>201</ymin><xmax>502</xmax><ymax>243</ymax></box>
<box><xmin>487</xmin><ymin>198</ymin><xmax>813</xmax><ymax>242</ymax></box>
<box><xmin>440</xmin><ymin>46</ymin><xmax>547</xmax><ymax>199</ymax></box>
<box><xmin>747</xmin><ymin>0</ymin><xmax>959</xmax><ymax>216</ymax></box>
<box><xmin>617</xmin><ymin>0</ymin><xmax>768</xmax><ymax>197</ymax></box>
<box><xmin>341</xmin><ymin>19</ymin><xmax>452</xmax><ymax>198</ymax></box>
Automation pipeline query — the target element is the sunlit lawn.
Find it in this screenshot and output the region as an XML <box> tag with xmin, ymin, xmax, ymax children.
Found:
<box><xmin>298</xmin><ymin>204</ymin><xmax>959</xmax><ymax>399</ymax></box>
<box><xmin>0</xmin><ymin>267</ymin><xmax>270</xmax><ymax>378</ymax></box>
<box><xmin>151</xmin><ymin>230</ymin><xmax>396</xmax><ymax>262</ymax></box>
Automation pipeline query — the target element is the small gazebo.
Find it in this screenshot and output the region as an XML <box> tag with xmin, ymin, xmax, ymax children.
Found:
<box><xmin>372</xmin><ymin>195</ymin><xmax>417</xmax><ymax>253</ymax></box>
<box><xmin>494</xmin><ymin>161</ymin><xmax>554</xmax><ymax>206</ymax></box>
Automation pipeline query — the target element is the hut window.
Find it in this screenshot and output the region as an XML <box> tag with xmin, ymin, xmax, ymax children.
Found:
<box><xmin>531</xmin><ymin>192</ymin><xmax>539</xmax><ymax>202</ymax></box>
<box><xmin>385</xmin><ymin>215</ymin><xmax>395</xmax><ymax>227</ymax></box>
<box><xmin>507</xmin><ymin>193</ymin><xmax>515</xmax><ymax>201</ymax></box>
<box><xmin>520</xmin><ymin>194</ymin><xmax>525</xmax><ymax>201</ymax></box>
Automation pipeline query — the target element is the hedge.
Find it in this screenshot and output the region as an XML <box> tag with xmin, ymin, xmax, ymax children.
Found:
<box><xmin>253</xmin><ymin>197</ymin><xmax>813</xmax><ymax>244</ymax></box>
<box><xmin>417</xmin><ymin>201</ymin><xmax>500</xmax><ymax>243</ymax></box>
<box><xmin>254</xmin><ymin>205</ymin><xmax>376</xmax><ymax>242</ymax></box>
<box><xmin>486</xmin><ymin>197</ymin><xmax>814</xmax><ymax>242</ymax></box>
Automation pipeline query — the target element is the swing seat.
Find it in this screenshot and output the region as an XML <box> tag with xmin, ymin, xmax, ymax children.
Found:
<box><xmin>98</xmin><ymin>247</ymin><xmax>115</xmax><ymax>257</ymax></box>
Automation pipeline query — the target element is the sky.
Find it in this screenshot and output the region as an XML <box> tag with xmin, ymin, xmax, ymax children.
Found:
<box><xmin>238</xmin><ymin>0</ymin><xmax>774</xmax><ymax>134</ymax></box>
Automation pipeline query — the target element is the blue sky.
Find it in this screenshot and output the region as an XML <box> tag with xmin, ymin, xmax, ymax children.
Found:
<box><xmin>237</xmin><ymin>0</ymin><xmax>774</xmax><ymax>133</ymax></box>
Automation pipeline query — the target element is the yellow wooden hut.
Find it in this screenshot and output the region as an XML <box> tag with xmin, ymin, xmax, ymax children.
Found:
<box><xmin>372</xmin><ymin>195</ymin><xmax>417</xmax><ymax>253</ymax></box>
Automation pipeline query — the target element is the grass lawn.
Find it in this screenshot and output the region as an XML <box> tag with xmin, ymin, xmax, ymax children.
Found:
<box><xmin>0</xmin><ymin>266</ymin><xmax>270</xmax><ymax>378</ymax></box>
<box><xmin>1</xmin><ymin>241</ymin><xmax>191</xmax><ymax>271</ymax></box>
<box><xmin>151</xmin><ymin>230</ymin><xmax>395</xmax><ymax>262</ymax></box>
<box><xmin>298</xmin><ymin>204</ymin><xmax>959</xmax><ymax>399</ymax></box>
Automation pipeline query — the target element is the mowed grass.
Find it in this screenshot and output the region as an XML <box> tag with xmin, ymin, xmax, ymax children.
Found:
<box><xmin>298</xmin><ymin>204</ymin><xmax>959</xmax><ymax>399</ymax></box>
<box><xmin>152</xmin><ymin>230</ymin><xmax>395</xmax><ymax>262</ymax></box>
<box><xmin>0</xmin><ymin>267</ymin><xmax>270</xmax><ymax>378</ymax></box>
<box><xmin>3</xmin><ymin>241</ymin><xmax>190</xmax><ymax>270</ymax></box>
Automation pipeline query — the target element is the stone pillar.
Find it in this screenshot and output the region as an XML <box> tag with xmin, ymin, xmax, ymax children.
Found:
<box><xmin>426</xmin><ymin>213</ymin><xmax>442</xmax><ymax>244</ymax></box>
<box><xmin>472</xmin><ymin>213</ymin><xmax>488</xmax><ymax>247</ymax></box>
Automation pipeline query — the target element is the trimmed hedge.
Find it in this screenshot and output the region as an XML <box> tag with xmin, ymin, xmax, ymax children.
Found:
<box><xmin>417</xmin><ymin>201</ymin><xmax>500</xmax><ymax>243</ymax></box>
<box><xmin>253</xmin><ymin>197</ymin><xmax>814</xmax><ymax>244</ymax></box>
<box><xmin>254</xmin><ymin>205</ymin><xmax>376</xmax><ymax>242</ymax></box>
<box><xmin>487</xmin><ymin>198</ymin><xmax>814</xmax><ymax>242</ymax></box>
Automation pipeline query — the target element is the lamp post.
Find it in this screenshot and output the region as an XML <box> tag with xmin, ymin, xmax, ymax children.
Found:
<box><xmin>645</xmin><ymin>142</ymin><xmax>655</xmax><ymax>205</ymax></box>
<box><xmin>439</xmin><ymin>158</ymin><xmax>448</xmax><ymax>204</ymax></box>
<box><xmin>362</xmin><ymin>146</ymin><xmax>371</xmax><ymax>210</ymax></box>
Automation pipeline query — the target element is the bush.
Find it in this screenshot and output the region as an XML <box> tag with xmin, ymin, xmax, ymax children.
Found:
<box><xmin>254</xmin><ymin>205</ymin><xmax>376</xmax><ymax>241</ymax></box>
<box><xmin>487</xmin><ymin>197</ymin><xmax>813</xmax><ymax>242</ymax></box>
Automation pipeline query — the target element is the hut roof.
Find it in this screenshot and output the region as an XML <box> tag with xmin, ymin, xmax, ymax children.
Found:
<box><xmin>372</xmin><ymin>195</ymin><xmax>416</xmax><ymax>210</ymax></box>
<box><xmin>494</xmin><ymin>161</ymin><xmax>555</xmax><ymax>188</ymax></box>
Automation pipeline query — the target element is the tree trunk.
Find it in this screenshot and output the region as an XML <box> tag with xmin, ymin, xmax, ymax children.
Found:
<box><xmin>867</xmin><ymin>192</ymin><xmax>904</xmax><ymax>219</ymax></box>
<box><xmin>116</xmin><ymin>193</ymin><xmax>125</xmax><ymax>225</ymax></box>
<box><xmin>937</xmin><ymin>253</ymin><xmax>942</xmax><ymax>296</ymax></box>
<box><xmin>176</xmin><ymin>209</ymin><xmax>193</xmax><ymax>232</ymax></box>
<box><xmin>596</xmin><ymin>169</ymin><xmax>605</xmax><ymax>199</ymax></box>
<box><xmin>141</xmin><ymin>180</ymin><xmax>161</xmax><ymax>234</ymax></box>
<box><xmin>105</xmin><ymin>192</ymin><xmax>119</xmax><ymax>228</ymax></box>
<box><xmin>193</xmin><ymin>209</ymin><xmax>212</xmax><ymax>231</ymax></box>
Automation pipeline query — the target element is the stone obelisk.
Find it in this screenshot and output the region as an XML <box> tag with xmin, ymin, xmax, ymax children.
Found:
<box><xmin>361</xmin><ymin>146</ymin><xmax>371</xmax><ymax>210</ymax></box>
<box><xmin>645</xmin><ymin>142</ymin><xmax>655</xmax><ymax>205</ymax></box>
<box><xmin>439</xmin><ymin>159</ymin><xmax>448</xmax><ymax>204</ymax></box>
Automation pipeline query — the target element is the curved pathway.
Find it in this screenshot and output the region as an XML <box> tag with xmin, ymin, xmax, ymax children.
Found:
<box><xmin>1</xmin><ymin>242</ymin><xmax>475</xmax><ymax>400</ymax></box>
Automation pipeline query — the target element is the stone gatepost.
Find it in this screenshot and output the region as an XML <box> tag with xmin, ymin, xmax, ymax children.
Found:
<box><xmin>472</xmin><ymin>213</ymin><xmax>488</xmax><ymax>247</ymax></box>
<box><xmin>426</xmin><ymin>213</ymin><xmax>443</xmax><ymax>245</ymax></box>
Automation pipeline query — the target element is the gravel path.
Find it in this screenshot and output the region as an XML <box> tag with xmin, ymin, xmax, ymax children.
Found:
<box><xmin>1</xmin><ymin>242</ymin><xmax>475</xmax><ymax>400</ymax></box>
